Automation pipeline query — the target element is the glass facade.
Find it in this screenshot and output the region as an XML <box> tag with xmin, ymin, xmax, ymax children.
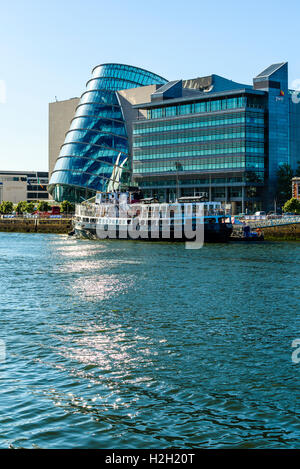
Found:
<box><xmin>48</xmin><ymin>64</ymin><xmax>167</xmax><ymax>202</ymax></box>
<box><xmin>265</xmin><ymin>64</ymin><xmax>289</xmax><ymax>180</ymax></box>
<box><xmin>132</xmin><ymin>90</ymin><xmax>267</xmax><ymax>212</ymax></box>
<box><xmin>146</xmin><ymin>96</ymin><xmax>247</xmax><ymax>119</ymax></box>
<box><xmin>48</xmin><ymin>61</ymin><xmax>300</xmax><ymax>211</ymax></box>
<box><xmin>289</xmin><ymin>90</ymin><xmax>300</xmax><ymax>172</ymax></box>
<box><xmin>132</xmin><ymin>94</ymin><xmax>266</xmax><ymax>206</ymax></box>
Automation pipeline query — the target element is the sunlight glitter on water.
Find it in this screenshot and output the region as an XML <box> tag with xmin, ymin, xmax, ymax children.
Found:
<box><xmin>0</xmin><ymin>233</ymin><xmax>299</xmax><ymax>449</ymax></box>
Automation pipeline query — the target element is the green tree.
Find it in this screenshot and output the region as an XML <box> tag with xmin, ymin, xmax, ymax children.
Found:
<box><xmin>276</xmin><ymin>163</ymin><xmax>293</xmax><ymax>204</ymax></box>
<box><xmin>26</xmin><ymin>202</ymin><xmax>36</xmax><ymax>213</ymax></box>
<box><xmin>15</xmin><ymin>201</ymin><xmax>27</xmax><ymax>214</ymax></box>
<box><xmin>0</xmin><ymin>201</ymin><xmax>14</xmax><ymax>214</ymax></box>
<box><xmin>37</xmin><ymin>201</ymin><xmax>51</xmax><ymax>212</ymax></box>
<box><xmin>60</xmin><ymin>200</ymin><xmax>75</xmax><ymax>214</ymax></box>
<box><xmin>282</xmin><ymin>197</ymin><xmax>300</xmax><ymax>214</ymax></box>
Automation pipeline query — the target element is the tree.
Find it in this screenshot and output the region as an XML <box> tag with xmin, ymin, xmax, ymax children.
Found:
<box><xmin>15</xmin><ymin>201</ymin><xmax>27</xmax><ymax>215</ymax></box>
<box><xmin>0</xmin><ymin>201</ymin><xmax>14</xmax><ymax>214</ymax></box>
<box><xmin>37</xmin><ymin>201</ymin><xmax>51</xmax><ymax>212</ymax></box>
<box><xmin>26</xmin><ymin>202</ymin><xmax>35</xmax><ymax>213</ymax></box>
<box><xmin>276</xmin><ymin>163</ymin><xmax>293</xmax><ymax>204</ymax></box>
<box><xmin>60</xmin><ymin>200</ymin><xmax>75</xmax><ymax>214</ymax></box>
<box><xmin>283</xmin><ymin>197</ymin><xmax>300</xmax><ymax>214</ymax></box>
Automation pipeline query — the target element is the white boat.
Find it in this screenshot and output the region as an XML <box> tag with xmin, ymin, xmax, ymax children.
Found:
<box><xmin>73</xmin><ymin>193</ymin><xmax>233</xmax><ymax>243</ymax></box>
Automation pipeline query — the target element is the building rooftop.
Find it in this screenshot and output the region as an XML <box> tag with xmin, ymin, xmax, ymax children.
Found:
<box><xmin>133</xmin><ymin>87</ymin><xmax>265</xmax><ymax>109</ymax></box>
<box><xmin>255</xmin><ymin>62</ymin><xmax>287</xmax><ymax>79</ymax></box>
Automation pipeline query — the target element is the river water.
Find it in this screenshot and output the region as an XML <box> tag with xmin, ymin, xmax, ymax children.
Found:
<box><xmin>0</xmin><ymin>232</ymin><xmax>299</xmax><ymax>448</ymax></box>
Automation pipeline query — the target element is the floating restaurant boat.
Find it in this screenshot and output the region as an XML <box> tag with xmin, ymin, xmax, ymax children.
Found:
<box><xmin>73</xmin><ymin>193</ymin><xmax>233</xmax><ymax>243</ymax></box>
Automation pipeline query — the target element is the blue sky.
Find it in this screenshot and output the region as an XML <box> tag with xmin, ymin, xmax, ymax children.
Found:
<box><xmin>0</xmin><ymin>0</ymin><xmax>300</xmax><ymax>172</ymax></box>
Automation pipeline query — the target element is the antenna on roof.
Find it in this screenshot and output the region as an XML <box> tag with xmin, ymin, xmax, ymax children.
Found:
<box><xmin>55</xmin><ymin>96</ymin><xmax>58</xmax><ymax>102</ymax></box>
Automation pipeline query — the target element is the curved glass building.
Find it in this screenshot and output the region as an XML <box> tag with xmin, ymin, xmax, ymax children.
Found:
<box><xmin>48</xmin><ymin>63</ymin><xmax>167</xmax><ymax>202</ymax></box>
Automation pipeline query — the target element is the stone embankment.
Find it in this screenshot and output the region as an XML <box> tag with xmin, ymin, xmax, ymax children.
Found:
<box><xmin>262</xmin><ymin>223</ymin><xmax>300</xmax><ymax>241</ymax></box>
<box><xmin>0</xmin><ymin>218</ymin><xmax>73</xmax><ymax>234</ymax></box>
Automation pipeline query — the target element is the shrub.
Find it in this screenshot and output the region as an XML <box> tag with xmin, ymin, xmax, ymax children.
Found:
<box><xmin>60</xmin><ymin>200</ymin><xmax>75</xmax><ymax>213</ymax></box>
<box><xmin>0</xmin><ymin>201</ymin><xmax>14</xmax><ymax>214</ymax></box>
<box><xmin>282</xmin><ymin>197</ymin><xmax>300</xmax><ymax>214</ymax></box>
<box><xmin>37</xmin><ymin>201</ymin><xmax>51</xmax><ymax>212</ymax></box>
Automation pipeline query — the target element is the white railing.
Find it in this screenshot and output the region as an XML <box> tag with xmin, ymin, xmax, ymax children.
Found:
<box><xmin>247</xmin><ymin>217</ymin><xmax>300</xmax><ymax>228</ymax></box>
<box><xmin>75</xmin><ymin>202</ymin><xmax>226</xmax><ymax>221</ymax></box>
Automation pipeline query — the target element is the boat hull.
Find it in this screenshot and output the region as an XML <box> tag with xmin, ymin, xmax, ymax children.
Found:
<box><xmin>74</xmin><ymin>222</ymin><xmax>233</xmax><ymax>243</ymax></box>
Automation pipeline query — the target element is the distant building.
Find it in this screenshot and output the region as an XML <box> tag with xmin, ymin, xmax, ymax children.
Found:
<box><xmin>48</xmin><ymin>62</ymin><xmax>300</xmax><ymax>212</ymax></box>
<box><xmin>292</xmin><ymin>177</ymin><xmax>300</xmax><ymax>199</ymax></box>
<box><xmin>0</xmin><ymin>171</ymin><xmax>49</xmax><ymax>204</ymax></box>
<box><xmin>48</xmin><ymin>97</ymin><xmax>79</xmax><ymax>189</ymax></box>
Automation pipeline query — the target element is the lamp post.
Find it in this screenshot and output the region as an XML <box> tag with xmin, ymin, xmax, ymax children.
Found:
<box><xmin>175</xmin><ymin>162</ymin><xmax>183</xmax><ymax>202</ymax></box>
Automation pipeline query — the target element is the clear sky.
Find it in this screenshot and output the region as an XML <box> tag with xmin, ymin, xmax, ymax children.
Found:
<box><xmin>0</xmin><ymin>0</ymin><xmax>300</xmax><ymax>172</ymax></box>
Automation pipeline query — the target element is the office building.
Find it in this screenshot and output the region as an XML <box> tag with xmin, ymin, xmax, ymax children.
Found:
<box><xmin>48</xmin><ymin>62</ymin><xmax>300</xmax><ymax>212</ymax></box>
<box><xmin>49</xmin><ymin>97</ymin><xmax>79</xmax><ymax>181</ymax></box>
<box><xmin>0</xmin><ymin>171</ymin><xmax>49</xmax><ymax>204</ymax></box>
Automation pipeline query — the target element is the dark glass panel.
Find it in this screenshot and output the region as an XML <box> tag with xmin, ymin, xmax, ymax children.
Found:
<box><xmin>74</xmin><ymin>103</ymin><xmax>123</xmax><ymax>120</ymax></box>
<box><xmin>69</xmin><ymin>117</ymin><xmax>127</xmax><ymax>136</ymax></box>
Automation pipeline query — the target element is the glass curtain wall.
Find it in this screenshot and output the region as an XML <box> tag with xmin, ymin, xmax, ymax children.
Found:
<box><xmin>48</xmin><ymin>64</ymin><xmax>167</xmax><ymax>202</ymax></box>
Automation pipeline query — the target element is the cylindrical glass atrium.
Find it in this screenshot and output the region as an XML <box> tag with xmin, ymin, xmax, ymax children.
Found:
<box><xmin>48</xmin><ymin>64</ymin><xmax>167</xmax><ymax>202</ymax></box>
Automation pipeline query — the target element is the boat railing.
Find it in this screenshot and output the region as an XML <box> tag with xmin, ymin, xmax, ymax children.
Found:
<box><xmin>75</xmin><ymin>202</ymin><xmax>225</xmax><ymax>220</ymax></box>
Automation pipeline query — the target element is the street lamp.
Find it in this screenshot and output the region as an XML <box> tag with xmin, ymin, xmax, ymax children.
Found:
<box><xmin>175</xmin><ymin>162</ymin><xmax>183</xmax><ymax>201</ymax></box>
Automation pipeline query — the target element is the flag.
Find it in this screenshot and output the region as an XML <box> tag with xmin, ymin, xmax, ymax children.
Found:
<box><xmin>280</xmin><ymin>90</ymin><xmax>285</xmax><ymax>96</ymax></box>
<box><xmin>37</xmin><ymin>176</ymin><xmax>44</xmax><ymax>189</ymax></box>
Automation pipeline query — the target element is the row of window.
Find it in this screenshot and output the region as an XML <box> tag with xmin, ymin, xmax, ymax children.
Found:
<box><xmin>133</xmin><ymin>157</ymin><xmax>265</xmax><ymax>174</ymax></box>
<box><xmin>50</xmin><ymin>170</ymin><xmax>111</xmax><ymax>191</ymax></box>
<box><xmin>146</xmin><ymin>97</ymin><xmax>248</xmax><ymax>120</ymax></box>
<box><xmin>138</xmin><ymin>176</ymin><xmax>244</xmax><ymax>187</ymax></box>
<box><xmin>60</xmin><ymin>142</ymin><xmax>128</xmax><ymax>159</ymax></box>
<box><xmin>27</xmin><ymin>193</ymin><xmax>49</xmax><ymax>199</ymax></box>
<box><xmin>70</xmin><ymin>116</ymin><xmax>125</xmax><ymax>132</ymax></box>
<box><xmin>133</xmin><ymin>131</ymin><xmax>264</xmax><ymax>148</ymax></box>
<box><xmin>86</xmin><ymin>77</ymin><xmax>148</xmax><ymax>92</ymax></box>
<box><xmin>68</xmin><ymin>120</ymin><xmax>127</xmax><ymax>138</ymax></box>
<box><xmin>137</xmin><ymin>172</ymin><xmax>264</xmax><ymax>186</ymax></box>
<box><xmin>55</xmin><ymin>154</ymin><xmax>129</xmax><ymax>173</ymax></box>
<box><xmin>91</xmin><ymin>64</ymin><xmax>167</xmax><ymax>87</ymax></box>
<box><xmin>134</xmin><ymin>156</ymin><xmax>265</xmax><ymax>167</ymax></box>
<box><xmin>80</xmin><ymin>90</ymin><xmax>119</xmax><ymax>106</ymax></box>
<box><xmin>27</xmin><ymin>185</ymin><xmax>48</xmax><ymax>191</ymax></box>
<box><xmin>63</xmin><ymin>132</ymin><xmax>128</xmax><ymax>153</ymax></box>
<box><xmin>134</xmin><ymin>114</ymin><xmax>264</xmax><ymax>135</ymax></box>
<box><xmin>0</xmin><ymin>177</ymin><xmax>48</xmax><ymax>184</ymax></box>
<box><xmin>0</xmin><ymin>176</ymin><xmax>27</xmax><ymax>182</ymax></box>
<box><xmin>133</xmin><ymin>141</ymin><xmax>264</xmax><ymax>159</ymax></box>
<box><xmin>75</xmin><ymin>104</ymin><xmax>123</xmax><ymax>120</ymax></box>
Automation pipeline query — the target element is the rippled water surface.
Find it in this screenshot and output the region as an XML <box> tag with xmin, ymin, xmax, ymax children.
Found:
<box><xmin>0</xmin><ymin>232</ymin><xmax>299</xmax><ymax>448</ymax></box>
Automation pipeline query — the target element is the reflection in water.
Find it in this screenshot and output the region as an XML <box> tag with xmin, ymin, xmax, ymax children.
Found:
<box><xmin>73</xmin><ymin>274</ymin><xmax>133</xmax><ymax>301</ymax></box>
<box><xmin>0</xmin><ymin>233</ymin><xmax>299</xmax><ymax>449</ymax></box>
<box><xmin>55</xmin><ymin>244</ymin><xmax>103</xmax><ymax>258</ymax></box>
